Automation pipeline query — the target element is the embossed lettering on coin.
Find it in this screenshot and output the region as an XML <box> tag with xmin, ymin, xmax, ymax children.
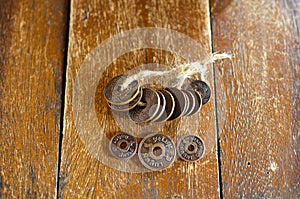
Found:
<box><xmin>177</xmin><ymin>135</ymin><xmax>205</xmax><ymax>162</ymax></box>
<box><xmin>138</xmin><ymin>133</ymin><xmax>176</xmax><ymax>171</ymax></box>
<box><xmin>109</xmin><ymin>132</ymin><xmax>138</xmax><ymax>159</ymax></box>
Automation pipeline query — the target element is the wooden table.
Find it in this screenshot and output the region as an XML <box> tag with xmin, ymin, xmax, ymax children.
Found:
<box><xmin>0</xmin><ymin>0</ymin><xmax>299</xmax><ymax>198</ymax></box>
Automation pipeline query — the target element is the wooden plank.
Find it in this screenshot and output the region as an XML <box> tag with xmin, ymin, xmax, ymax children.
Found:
<box><xmin>211</xmin><ymin>0</ymin><xmax>299</xmax><ymax>198</ymax></box>
<box><xmin>0</xmin><ymin>0</ymin><xmax>69</xmax><ymax>198</ymax></box>
<box><xmin>60</xmin><ymin>0</ymin><xmax>220</xmax><ymax>198</ymax></box>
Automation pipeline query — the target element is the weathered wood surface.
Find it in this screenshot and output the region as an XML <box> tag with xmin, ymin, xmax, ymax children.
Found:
<box><xmin>0</xmin><ymin>0</ymin><xmax>69</xmax><ymax>198</ymax></box>
<box><xmin>211</xmin><ymin>0</ymin><xmax>299</xmax><ymax>198</ymax></box>
<box><xmin>59</xmin><ymin>0</ymin><xmax>220</xmax><ymax>198</ymax></box>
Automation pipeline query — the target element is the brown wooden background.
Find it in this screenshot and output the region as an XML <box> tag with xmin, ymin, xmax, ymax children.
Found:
<box><xmin>0</xmin><ymin>0</ymin><xmax>299</xmax><ymax>198</ymax></box>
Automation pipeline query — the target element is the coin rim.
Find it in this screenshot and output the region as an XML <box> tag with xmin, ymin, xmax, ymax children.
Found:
<box><xmin>108</xmin><ymin>88</ymin><xmax>143</xmax><ymax>111</ymax></box>
<box><xmin>155</xmin><ymin>89</ymin><xmax>176</xmax><ymax>122</ymax></box>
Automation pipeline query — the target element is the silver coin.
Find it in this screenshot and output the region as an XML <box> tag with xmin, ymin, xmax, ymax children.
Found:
<box><xmin>138</xmin><ymin>133</ymin><xmax>176</xmax><ymax>171</ymax></box>
<box><xmin>104</xmin><ymin>74</ymin><xmax>140</xmax><ymax>105</ymax></box>
<box><xmin>177</xmin><ymin>135</ymin><xmax>205</xmax><ymax>162</ymax></box>
<box><xmin>109</xmin><ymin>132</ymin><xmax>138</xmax><ymax>159</ymax></box>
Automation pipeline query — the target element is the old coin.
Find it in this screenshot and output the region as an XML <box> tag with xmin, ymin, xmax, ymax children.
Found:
<box><xmin>155</xmin><ymin>89</ymin><xmax>175</xmax><ymax>122</ymax></box>
<box><xmin>177</xmin><ymin>135</ymin><xmax>205</xmax><ymax>162</ymax></box>
<box><xmin>109</xmin><ymin>88</ymin><xmax>143</xmax><ymax>111</ymax></box>
<box><xmin>186</xmin><ymin>89</ymin><xmax>202</xmax><ymax>116</ymax></box>
<box><xmin>166</xmin><ymin>87</ymin><xmax>186</xmax><ymax>120</ymax></box>
<box><xmin>181</xmin><ymin>90</ymin><xmax>195</xmax><ymax>116</ymax></box>
<box><xmin>109</xmin><ymin>132</ymin><xmax>138</xmax><ymax>160</ymax></box>
<box><xmin>186</xmin><ymin>80</ymin><xmax>211</xmax><ymax>105</ymax></box>
<box><xmin>129</xmin><ymin>88</ymin><xmax>160</xmax><ymax>123</ymax></box>
<box><xmin>151</xmin><ymin>90</ymin><xmax>167</xmax><ymax>122</ymax></box>
<box><xmin>104</xmin><ymin>74</ymin><xmax>140</xmax><ymax>105</ymax></box>
<box><xmin>138</xmin><ymin>133</ymin><xmax>176</xmax><ymax>171</ymax></box>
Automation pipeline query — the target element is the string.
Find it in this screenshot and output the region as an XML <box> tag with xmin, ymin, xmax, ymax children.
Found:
<box><xmin>120</xmin><ymin>52</ymin><xmax>232</xmax><ymax>90</ymax></box>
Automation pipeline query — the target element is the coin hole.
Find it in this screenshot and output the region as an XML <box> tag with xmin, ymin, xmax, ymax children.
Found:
<box><xmin>188</xmin><ymin>144</ymin><xmax>195</xmax><ymax>152</ymax></box>
<box><xmin>153</xmin><ymin>146</ymin><xmax>162</xmax><ymax>156</ymax></box>
<box><xmin>119</xmin><ymin>141</ymin><xmax>128</xmax><ymax>149</ymax></box>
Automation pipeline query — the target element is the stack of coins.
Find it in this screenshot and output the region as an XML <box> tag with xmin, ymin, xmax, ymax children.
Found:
<box><xmin>104</xmin><ymin>75</ymin><xmax>211</xmax><ymax>123</ymax></box>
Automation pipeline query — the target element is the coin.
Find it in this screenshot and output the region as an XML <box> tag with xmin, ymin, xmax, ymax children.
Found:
<box><xmin>181</xmin><ymin>90</ymin><xmax>195</xmax><ymax>116</ymax></box>
<box><xmin>129</xmin><ymin>88</ymin><xmax>160</xmax><ymax>123</ymax></box>
<box><xmin>109</xmin><ymin>88</ymin><xmax>143</xmax><ymax>111</ymax></box>
<box><xmin>109</xmin><ymin>132</ymin><xmax>138</xmax><ymax>160</ymax></box>
<box><xmin>186</xmin><ymin>90</ymin><xmax>202</xmax><ymax>116</ymax></box>
<box><xmin>104</xmin><ymin>74</ymin><xmax>139</xmax><ymax>105</ymax></box>
<box><xmin>155</xmin><ymin>89</ymin><xmax>175</xmax><ymax>122</ymax></box>
<box><xmin>166</xmin><ymin>87</ymin><xmax>186</xmax><ymax>121</ymax></box>
<box><xmin>186</xmin><ymin>80</ymin><xmax>211</xmax><ymax>105</ymax></box>
<box><xmin>177</xmin><ymin>135</ymin><xmax>205</xmax><ymax>162</ymax></box>
<box><xmin>138</xmin><ymin>133</ymin><xmax>176</xmax><ymax>171</ymax></box>
<box><xmin>151</xmin><ymin>90</ymin><xmax>167</xmax><ymax>122</ymax></box>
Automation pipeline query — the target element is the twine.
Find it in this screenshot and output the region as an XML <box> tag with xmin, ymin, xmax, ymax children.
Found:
<box><xmin>121</xmin><ymin>52</ymin><xmax>232</xmax><ymax>90</ymax></box>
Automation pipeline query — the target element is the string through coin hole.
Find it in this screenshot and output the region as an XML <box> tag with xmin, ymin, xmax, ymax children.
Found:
<box><xmin>153</xmin><ymin>146</ymin><xmax>163</xmax><ymax>156</ymax></box>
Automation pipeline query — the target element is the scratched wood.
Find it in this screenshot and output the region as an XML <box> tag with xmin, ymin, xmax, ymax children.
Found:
<box><xmin>0</xmin><ymin>0</ymin><xmax>69</xmax><ymax>198</ymax></box>
<box><xmin>211</xmin><ymin>0</ymin><xmax>299</xmax><ymax>198</ymax></box>
<box><xmin>59</xmin><ymin>0</ymin><xmax>220</xmax><ymax>198</ymax></box>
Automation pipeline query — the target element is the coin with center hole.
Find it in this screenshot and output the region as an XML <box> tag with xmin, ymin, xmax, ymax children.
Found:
<box><xmin>109</xmin><ymin>88</ymin><xmax>143</xmax><ymax>111</ymax></box>
<box><xmin>177</xmin><ymin>135</ymin><xmax>205</xmax><ymax>162</ymax></box>
<box><xmin>186</xmin><ymin>80</ymin><xmax>211</xmax><ymax>105</ymax></box>
<box><xmin>186</xmin><ymin>90</ymin><xmax>202</xmax><ymax>116</ymax></box>
<box><xmin>104</xmin><ymin>75</ymin><xmax>139</xmax><ymax>105</ymax></box>
<box><xmin>155</xmin><ymin>89</ymin><xmax>175</xmax><ymax>122</ymax></box>
<box><xmin>129</xmin><ymin>88</ymin><xmax>160</xmax><ymax>123</ymax></box>
<box><xmin>181</xmin><ymin>90</ymin><xmax>195</xmax><ymax>116</ymax></box>
<box><xmin>109</xmin><ymin>132</ymin><xmax>138</xmax><ymax>159</ymax></box>
<box><xmin>166</xmin><ymin>87</ymin><xmax>186</xmax><ymax>120</ymax></box>
<box><xmin>138</xmin><ymin>133</ymin><xmax>176</xmax><ymax>171</ymax></box>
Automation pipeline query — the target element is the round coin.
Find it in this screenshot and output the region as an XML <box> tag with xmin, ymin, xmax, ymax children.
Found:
<box><xmin>104</xmin><ymin>74</ymin><xmax>139</xmax><ymax>105</ymax></box>
<box><xmin>109</xmin><ymin>132</ymin><xmax>138</xmax><ymax>159</ymax></box>
<box><xmin>177</xmin><ymin>135</ymin><xmax>205</xmax><ymax>162</ymax></box>
<box><xmin>155</xmin><ymin>89</ymin><xmax>175</xmax><ymax>122</ymax></box>
<box><xmin>166</xmin><ymin>87</ymin><xmax>186</xmax><ymax>121</ymax></box>
<box><xmin>186</xmin><ymin>90</ymin><xmax>202</xmax><ymax>116</ymax></box>
<box><xmin>129</xmin><ymin>88</ymin><xmax>160</xmax><ymax>123</ymax></box>
<box><xmin>186</xmin><ymin>80</ymin><xmax>211</xmax><ymax>105</ymax></box>
<box><xmin>109</xmin><ymin>88</ymin><xmax>143</xmax><ymax>111</ymax></box>
<box><xmin>138</xmin><ymin>133</ymin><xmax>176</xmax><ymax>171</ymax></box>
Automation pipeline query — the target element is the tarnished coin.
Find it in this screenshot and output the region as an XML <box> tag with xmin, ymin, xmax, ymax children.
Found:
<box><xmin>104</xmin><ymin>75</ymin><xmax>139</xmax><ymax>105</ymax></box>
<box><xmin>186</xmin><ymin>80</ymin><xmax>211</xmax><ymax>105</ymax></box>
<box><xmin>138</xmin><ymin>133</ymin><xmax>176</xmax><ymax>171</ymax></box>
<box><xmin>109</xmin><ymin>132</ymin><xmax>138</xmax><ymax>159</ymax></box>
<box><xmin>180</xmin><ymin>91</ymin><xmax>190</xmax><ymax>116</ymax></box>
<box><xmin>151</xmin><ymin>90</ymin><xmax>166</xmax><ymax>122</ymax></box>
<box><xmin>181</xmin><ymin>90</ymin><xmax>195</xmax><ymax>116</ymax></box>
<box><xmin>177</xmin><ymin>135</ymin><xmax>205</xmax><ymax>162</ymax></box>
<box><xmin>155</xmin><ymin>89</ymin><xmax>175</xmax><ymax>122</ymax></box>
<box><xmin>129</xmin><ymin>88</ymin><xmax>160</xmax><ymax>123</ymax></box>
<box><xmin>186</xmin><ymin>90</ymin><xmax>202</xmax><ymax>116</ymax></box>
<box><xmin>109</xmin><ymin>88</ymin><xmax>143</xmax><ymax>111</ymax></box>
<box><xmin>166</xmin><ymin>87</ymin><xmax>186</xmax><ymax>121</ymax></box>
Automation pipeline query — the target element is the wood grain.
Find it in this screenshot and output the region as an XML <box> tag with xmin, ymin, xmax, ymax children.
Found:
<box><xmin>60</xmin><ymin>0</ymin><xmax>220</xmax><ymax>198</ymax></box>
<box><xmin>0</xmin><ymin>0</ymin><xmax>69</xmax><ymax>198</ymax></box>
<box><xmin>211</xmin><ymin>0</ymin><xmax>300</xmax><ymax>198</ymax></box>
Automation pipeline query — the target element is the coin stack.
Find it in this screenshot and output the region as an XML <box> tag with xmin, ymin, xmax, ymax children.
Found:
<box><xmin>104</xmin><ymin>75</ymin><xmax>211</xmax><ymax>123</ymax></box>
